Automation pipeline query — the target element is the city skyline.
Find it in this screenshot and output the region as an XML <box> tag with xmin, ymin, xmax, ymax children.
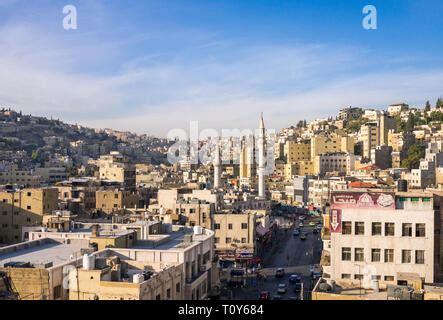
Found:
<box><xmin>0</xmin><ymin>0</ymin><xmax>442</xmax><ymax>135</ymax></box>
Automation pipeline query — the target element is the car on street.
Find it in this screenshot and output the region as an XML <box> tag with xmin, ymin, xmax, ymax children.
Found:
<box><xmin>300</xmin><ymin>233</ymin><xmax>307</xmax><ymax>240</ymax></box>
<box><xmin>316</xmin><ymin>224</ymin><xmax>322</xmax><ymax>230</ymax></box>
<box><xmin>273</xmin><ymin>294</ymin><xmax>282</xmax><ymax>300</ymax></box>
<box><xmin>275</xmin><ymin>268</ymin><xmax>285</xmax><ymax>278</ymax></box>
<box><xmin>289</xmin><ymin>274</ymin><xmax>301</xmax><ymax>284</ymax></box>
<box><xmin>309</xmin><ymin>221</ymin><xmax>316</xmax><ymax>227</ymax></box>
<box><xmin>313</xmin><ymin>228</ymin><xmax>319</xmax><ymax>234</ymax></box>
<box><xmin>277</xmin><ymin>283</ymin><xmax>287</xmax><ymax>294</ymax></box>
<box><xmin>289</xmin><ymin>296</ymin><xmax>299</xmax><ymax>300</ymax></box>
<box><xmin>299</xmin><ymin>216</ymin><xmax>305</xmax><ymax>221</ymax></box>
<box><xmin>292</xmin><ymin>229</ymin><xmax>300</xmax><ymax>237</ymax></box>
<box><xmin>259</xmin><ymin>291</ymin><xmax>271</xmax><ymax>300</ymax></box>
<box><xmin>299</xmin><ymin>222</ymin><xmax>304</xmax><ymax>227</ymax></box>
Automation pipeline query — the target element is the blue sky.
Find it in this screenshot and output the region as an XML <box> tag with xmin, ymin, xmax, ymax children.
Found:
<box><xmin>0</xmin><ymin>0</ymin><xmax>442</xmax><ymax>136</ymax></box>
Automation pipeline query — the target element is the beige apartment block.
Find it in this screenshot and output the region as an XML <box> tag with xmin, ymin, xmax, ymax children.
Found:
<box><xmin>69</xmin><ymin>256</ymin><xmax>183</xmax><ymax>300</ymax></box>
<box><xmin>0</xmin><ymin>187</ymin><xmax>58</xmax><ymax>244</ymax></box>
<box><xmin>95</xmin><ymin>189</ymin><xmax>139</xmax><ymax>214</ymax></box>
<box><xmin>311</xmin><ymin>133</ymin><xmax>354</xmax><ymax>160</ymax></box>
<box><xmin>283</xmin><ymin>140</ymin><xmax>311</xmax><ymax>163</ymax></box>
<box><xmin>98</xmin><ymin>151</ymin><xmax>136</xmax><ymax>190</ymax></box>
<box><xmin>213</xmin><ymin>211</ymin><xmax>257</xmax><ymax>254</ymax></box>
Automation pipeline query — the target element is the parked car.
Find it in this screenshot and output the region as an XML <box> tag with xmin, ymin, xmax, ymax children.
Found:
<box><xmin>259</xmin><ymin>291</ymin><xmax>271</xmax><ymax>300</ymax></box>
<box><xmin>316</xmin><ymin>224</ymin><xmax>322</xmax><ymax>230</ymax></box>
<box><xmin>275</xmin><ymin>268</ymin><xmax>285</xmax><ymax>278</ymax></box>
<box><xmin>309</xmin><ymin>221</ymin><xmax>316</xmax><ymax>227</ymax></box>
<box><xmin>293</xmin><ymin>229</ymin><xmax>300</xmax><ymax>237</ymax></box>
<box><xmin>299</xmin><ymin>216</ymin><xmax>306</xmax><ymax>221</ymax></box>
<box><xmin>273</xmin><ymin>294</ymin><xmax>282</xmax><ymax>300</ymax></box>
<box><xmin>300</xmin><ymin>233</ymin><xmax>307</xmax><ymax>240</ymax></box>
<box><xmin>289</xmin><ymin>274</ymin><xmax>301</xmax><ymax>284</ymax></box>
<box><xmin>299</xmin><ymin>222</ymin><xmax>304</xmax><ymax>228</ymax></box>
<box><xmin>277</xmin><ymin>283</ymin><xmax>287</xmax><ymax>294</ymax></box>
<box><xmin>313</xmin><ymin>228</ymin><xmax>319</xmax><ymax>234</ymax></box>
<box><xmin>289</xmin><ymin>296</ymin><xmax>299</xmax><ymax>300</ymax></box>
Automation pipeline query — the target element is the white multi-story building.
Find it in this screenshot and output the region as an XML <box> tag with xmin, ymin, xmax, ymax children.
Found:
<box><xmin>323</xmin><ymin>190</ymin><xmax>443</xmax><ymax>289</ymax></box>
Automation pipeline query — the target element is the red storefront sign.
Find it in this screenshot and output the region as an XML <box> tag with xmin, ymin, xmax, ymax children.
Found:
<box><xmin>330</xmin><ymin>209</ymin><xmax>342</xmax><ymax>233</ymax></box>
<box><xmin>331</xmin><ymin>192</ymin><xmax>395</xmax><ymax>210</ymax></box>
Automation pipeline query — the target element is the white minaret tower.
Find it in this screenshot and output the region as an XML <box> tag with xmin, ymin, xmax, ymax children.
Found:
<box><xmin>258</xmin><ymin>113</ymin><xmax>266</xmax><ymax>198</ymax></box>
<box><xmin>213</xmin><ymin>138</ymin><xmax>221</xmax><ymax>189</ymax></box>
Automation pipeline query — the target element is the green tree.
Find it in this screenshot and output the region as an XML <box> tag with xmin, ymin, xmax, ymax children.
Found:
<box><xmin>436</xmin><ymin>97</ymin><xmax>443</xmax><ymax>109</ymax></box>
<box><xmin>401</xmin><ymin>144</ymin><xmax>425</xmax><ymax>170</ymax></box>
<box><xmin>425</xmin><ymin>100</ymin><xmax>431</xmax><ymax>112</ymax></box>
<box><xmin>404</xmin><ymin>112</ymin><xmax>415</xmax><ymax>132</ymax></box>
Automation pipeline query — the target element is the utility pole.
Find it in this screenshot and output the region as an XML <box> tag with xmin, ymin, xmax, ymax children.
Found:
<box><xmin>300</xmin><ymin>282</ymin><xmax>304</xmax><ymax>300</ymax></box>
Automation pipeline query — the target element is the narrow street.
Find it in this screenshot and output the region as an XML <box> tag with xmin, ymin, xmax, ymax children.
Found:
<box><xmin>227</xmin><ymin>215</ymin><xmax>323</xmax><ymax>300</ymax></box>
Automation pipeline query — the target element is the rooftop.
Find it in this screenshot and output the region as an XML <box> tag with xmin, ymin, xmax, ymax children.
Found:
<box><xmin>0</xmin><ymin>238</ymin><xmax>87</xmax><ymax>268</ymax></box>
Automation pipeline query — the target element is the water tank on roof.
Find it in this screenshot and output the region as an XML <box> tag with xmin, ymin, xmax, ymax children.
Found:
<box><xmin>133</xmin><ymin>273</ymin><xmax>144</xmax><ymax>284</ymax></box>
<box><xmin>82</xmin><ymin>254</ymin><xmax>95</xmax><ymax>270</ymax></box>
<box><xmin>193</xmin><ymin>225</ymin><xmax>203</xmax><ymax>235</ymax></box>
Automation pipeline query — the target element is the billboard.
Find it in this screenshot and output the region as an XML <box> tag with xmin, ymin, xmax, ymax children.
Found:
<box><xmin>331</xmin><ymin>192</ymin><xmax>395</xmax><ymax>209</ymax></box>
<box><xmin>330</xmin><ymin>209</ymin><xmax>342</xmax><ymax>233</ymax></box>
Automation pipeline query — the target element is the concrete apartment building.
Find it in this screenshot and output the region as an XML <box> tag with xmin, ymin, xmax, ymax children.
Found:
<box><xmin>313</xmin><ymin>152</ymin><xmax>355</xmax><ymax>176</ymax></box>
<box><xmin>97</xmin><ymin>151</ymin><xmax>136</xmax><ymax>190</ymax></box>
<box><xmin>323</xmin><ymin>190</ymin><xmax>443</xmax><ymax>291</ymax></box>
<box><xmin>0</xmin><ymin>187</ymin><xmax>58</xmax><ymax>244</ymax></box>
<box><xmin>213</xmin><ymin>210</ymin><xmax>257</xmax><ymax>255</ymax></box>
<box><xmin>360</xmin><ymin>122</ymin><xmax>379</xmax><ymax>160</ymax></box>
<box><xmin>172</xmin><ymin>198</ymin><xmax>214</xmax><ymax>230</ymax></box>
<box><xmin>0</xmin><ymin>164</ymin><xmax>42</xmax><ymax>187</ymax></box>
<box><xmin>371</xmin><ymin>145</ymin><xmax>393</xmax><ymax>170</ymax></box>
<box><xmin>311</xmin><ymin>133</ymin><xmax>355</xmax><ymax>161</ymax></box>
<box><xmin>95</xmin><ymin>189</ymin><xmax>140</xmax><ymax>214</ymax></box>
<box><xmin>0</xmin><ymin>224</ymin><xmax>217</xmax><ymax>300</ymax></box>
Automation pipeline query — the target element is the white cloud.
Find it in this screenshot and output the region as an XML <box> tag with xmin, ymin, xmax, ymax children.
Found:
<box><xmin>0</xmin><ymin>21</ymin><xmax>442</xmax><ymax>136</ymax></box>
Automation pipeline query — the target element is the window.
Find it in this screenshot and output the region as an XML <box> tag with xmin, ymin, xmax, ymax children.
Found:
<box><xmin>384</xmin><ymin>249</ymin><xmax>394</xmax><ymax>263</ymax></box>
<box><xmin>241</xmin><ymin>237</ymin><xmax>247</xmax><ymax>243</ymax></box>
<box><xmin>214</xmin><ymin>223</ymin><xmax>220</xmax><ymax>230</ymax></box>
<box><xmin>214</xmin><ymin>237</ymin><xmax>220</xmax><ymax>244</ymax></box>
<box><xmin>416</xmin><ymin>224</ymin><xmax>426</xmax><ymax>237</ymax></box>
<box><xmin>241</xmin><ymin>223</ymin><xmax>247</xmax><ymax>229</ymax></box>
<box><xmin>402</xmin><ymin>223</ymin><xmax>412</xmax><ymax>237</ymax></box>
<box><xmin>352</xmin><ymin>221</ymin><xmax>365</xmax><ymax>235</ymax></box>
<box><xmin>342</xmin><ymin>221</ymin><xmax>352</xmax><ymax>234</ymax></box>
<box><xmin>385</xmin><ymin>223</ymin><xmax>395</xmax><ymax>236</ymax></box>
<box><xmin>114</xmin><ymin>194</ymin><xmax>119</xmax><ymax>199</ymax></box>
<box><xmin>371</xmin><ymin>249</ymin><xmax>381</xmax><ymax>262</ymax></box>
<box><xmin>372</xmin><ymin>222</ymin><xmax>382</xmax><ymax>236</ymax></box>
<box><xmin>341</xmin><ymin>274</ymin><xmax>351</xmax><ymax>279</ymax></box>
<box><xmin>415</xmin><ymin>250</ymin><xmax>425</xmax><ymax>264</ymax></box>
<box><xmin>189</xmin><ymin>209</ymin><xmax>195</xmax><ymax>214</ymax></box>
<box><xmin>342</xmin><ymin>247</ymin><xmax>351</xmax><ymax>261</ymax></box>
<box><xmin>402</xmin><ymin>250</ymin><xmax>412</xmax><ymax>263</ymax></box>
<box><xmin>176</xmin><ymin>282</ymin><xmax>181</xmax><ymax>293</ymax></box>
<box><xmin>355</xmin><ymin>248</ymin><xmax>364</xmax><ymax>261</ymax></box>
<box><xmin>27</xmin><ymin>192</ymin><xmax>31</xmax><ymax>196</ymax></box>
<box><xmin>354</xmin><ymin>274</ymin><xmax>363</xmax><ymax>280</ymax></box>
<box><xmin>166</xmin><ymin>288</ymin><xmax>171</xmax><ymax>299</ymax></box>
<box><xmin>156</xmin><ymin>294</ymin><xmax>161</xmax><ymax>300</ymax></box>
<box><xmin>228</xmin><ymin>224</ymin><xmax>233</xmax><ymax>230</ymax></box>
<box><xmin>53</xmin><ymin>285</ymin><xmax>62</xmax><ymax>299</ymax></box>
<box><xmin>27</xmin><ymin>205</ymin><xmax>31</xmax><ymax>210</ymax></box>
<box><xmin>384</xmin><ymin>276</ymin><xmax>394</xmax><ymax>281</ymax></box>
<box><xmin>26</xmin><ymin>218</ymin><xmax>31</xmax><ymax>222</ymax></box>
<box><xmin>226</xmin><ymin>237</ymin><xmax>232</xmax><ymax>243</ymax></box>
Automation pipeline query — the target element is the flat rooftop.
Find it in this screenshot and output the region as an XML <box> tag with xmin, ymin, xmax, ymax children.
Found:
<box><xmin>0</xmin><ymin>239</ymin><xmax>88</xmax><ymax>268</ymax></box>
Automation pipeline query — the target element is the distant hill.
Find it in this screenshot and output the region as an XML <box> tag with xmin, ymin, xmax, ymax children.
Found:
<box><xmin>0</xmin><ymin>108</ymin><xmax>172</xmax><ymax>167</ymax></box>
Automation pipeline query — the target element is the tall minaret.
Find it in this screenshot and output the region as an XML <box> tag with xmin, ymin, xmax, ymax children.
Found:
<box><xmin>213</xmin><ymin>138</ymin><xmax>221</xmax><ymax>189</ymax></box>
<box><xmin>258</xmin><ymin>113</ymin><xmax>266</xmax><ymax>198</ymax></box>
